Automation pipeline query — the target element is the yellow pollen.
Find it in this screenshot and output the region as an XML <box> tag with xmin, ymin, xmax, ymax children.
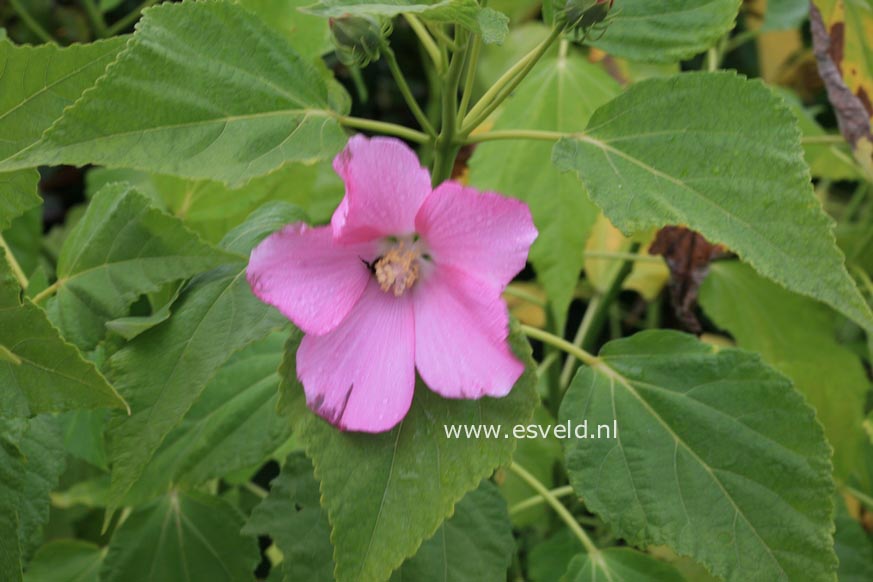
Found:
<box><xmin>375</xmin><ymin>243</ymin><xmax>420</xmax><ymax>296</ymax></box>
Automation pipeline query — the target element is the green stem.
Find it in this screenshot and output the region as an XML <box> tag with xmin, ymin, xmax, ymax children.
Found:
<box><xmin>431</xmin><ymin>27</ymin><xmax>467</xmax><ymax>186</ymax></box>
<box><xmin>338</xmin><ymin>116</ymin><xmax>430</xmax><ymax>143</ymax></box>
<box><xmin>243</xmin><ymin>481</ymin><xmax>269</xmax><ymax>499</ymax></box>
<box><xmin>583</xmin><ymin>250</ymin><xmax>662</xmax><ymax>263</ymax></box>
<box><xmin>404</xmin><ymin>14</ymin><xmax>443</xmax><ymax>72</ymax></box>
<box><xmin>504</xmin><ymin>285</ymin><xmax>546</xmax><ymax>308</ymax></box>
<box><xmin>0</xmin><ymin>234</ymin><xmax>28</xmax><ymax>290</ymax></box>
<box><xmin>31</xmin><ymin>280</ymin><xmax>61</xmax><ymax>305</ymax></box>
<box><xmin>106</xmin><ymin>0</ymin><xmax>159</xmax><ymax>36</ymax></box>
<box><xmin>383</xmin><ymin>46</ymin><xmax>436</xmax><ymax>136</ymax></box>
<box><xmin>461</xmin><ymin>26</ymin><xmax>563</xmax><ymax>135</ymax></box>
<box><xmin>520</xmin><ymin>324</ymin><xmax>600</xmax><ymax>368</ymax></box>
<box><xmin>457</xmin><ymin>33</ymin><xmax>483</xmax><ymax>120</ymax></box>
<box><xmin>801</xmin><ymin>135</ymin><xmax>846</xmax><ymax>145</ymax></box>
<box><xmin>509</xmin><ymin>484</ymin><xmax>575</xmax><ymax>515</ymax></box>
<box><xmin>509</xmin><ymin>463</ymin><xmax>599</xmax><ymax>555</ymax></box>
<box><xmin>464</xmin><ymin>129</ymin><xmax>566</xmax><ymax>143</ymax></box>
<box><xmin>81</xmin><ymin>0</ymin><xmax>109</xmax><ymax>38</ymax></box>
<box><xmin>559</xmin><ymin>295</ymin><xmax>601</xmax><ymax>388</ymax></box>
<box><xmin>10</xmin><ymin>0</ymin><xmax>55</xmax><ymax>43</ymax></box>
<box><xmin>843</xmin><ymin>485</ymin><xmax>873</xmax><ymax>512</ymax></box>
<box><xmin>537</xmin><ymin>351</ymin><xmax>560</xmax><ymax>377</ymax></box>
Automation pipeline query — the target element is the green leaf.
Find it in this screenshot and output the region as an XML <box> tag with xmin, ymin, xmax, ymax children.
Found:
<box><xmin>589</xmin><ymin>0</ymin><xmax>741</xmax><ymax>63</ymax></box>
<box><xmin>552</xmin><ymin>71</ymin><xmax>873</xmax><ymax>333</ymax></box>
<box><xmin>469</xmin><ymin>51</ymin><xmax>620</xmax><ymax>329</ymax></box>
<box><xmin>529</xmin><ymin>529</ymin><xmax>580</xmax><ymax>582</ymax></box>
<box><xmin>6</xmin><ymin>0</ymin><xmax>348</xmax><ymax>186</ymax></box>
<box><xmin>0</xmin><ymin>504</ymin><xmax>22</xmax><ymax>582</ymax></box>
<box><xmin>245</xmin><ymin>454</ymin><xmax>515</xmax><ymax>582</ymax></box>
<box><xmin>0</xmin><ymin>36</ymin><xmax>125</xmax><ymax>229</ymax></box>
<box><xmin>280</xmin><ymin>324</ymin><xmax>538</xmax><ymax>582</ymax></box>
<box><xmin>46</xmin><ymin>183</ymin><xmax>235</xmax><ymax>350</ymax></box>
<box><xmin>151</xmin><ymin>160</ymin><xmax>343</xmax><ymax>243</ymax></box>
<box><xmin>560</xmin><ymin>548</ymin><xmax>683</xmax><ymax>581</ymax></box>
<box><xmin>0</xmin><ymin>416</ymin><xmax>66</xmax><ymax>574</ymax></box>
<box><xmin>0</xmin><ymin>171</ymin><xmax>40</xmax><ymax>233</ymax></box>
<box><xmin>699</xmin><ymin>261</ymin><xmax>869</xmax><ymax>479</ymax></box>
<box><xmin>239</xmin><ymin>0</ymin><xmax>333</xmax><ymax>58</ymax></box>
<box><xmin>242</xmin><ymin>452</ymin><xmax>335</xmax><ymax>582</ymax></box>
<box><xmin>499</xmin><ymin>406</ymin><xmax>562</xmax><ymax>527</ymax></box>
<box><xmin>100</xmin><ymin>491</ymin><xmax>258</xmax><ymax>582</ymax></box>
<box><xmin>105</xmin><ymin>285</ymin><xmax>181</xmax><ymax>341</ymax></box>
<box><xmin>24</xmin><ymin>540</ymin><xmax>104</xmax><ymax>582</ymax></box>
<box><xmin>763</xmin><ymin>0</ymin><xmax>809</xmax><ymax>30</ymax></box>
<box><xmin>835</xmin><ymin>500</ymin><xmax>873</xmax><ymax>582</ymax></box>
<box><xmin>560</xmin><ymin>330</ymin><xmax>836</xmax><ymax>582</ymax></box>
<box><xmin>390</xmin><ymin>480</ymin><xmax>514</xmax><ymax>582</ymax></box>
<box><xmin>777</xmin><ymin>88</ymin><xmax>861</xmax><ymax>180</ymax></box>
<box><xmin>0</xmin><ymin>248</ymin><xmax>127</xmax><ymax>418</ymax></box>
<box><xmin>127</xmin><ymin>333</ymin><xmax>291</xmax><ymax>503</ymax></box>
<box><xmin>304</xmin><ymin>0</ymin><xmax>509</xmax><ymax>44</ymax></box>
<box><xmin>0</xmin><ymin>36</ymin><xmax>126</xmax><ymax>163</ymax></box>
<box><xmin>103</xmin><ymin>205</ymin><xmax>303</xmax><ymax>516</ymax></box>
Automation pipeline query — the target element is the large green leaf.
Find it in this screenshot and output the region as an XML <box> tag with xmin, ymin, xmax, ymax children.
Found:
<box><xmin>127</xmin><ymin>333</ymin><xmax>291</xmax><ymax>503</ymax></box>
<box><xmin>242</xmin><ymin>452</ymin><xmax>336</xmax><ymax>582</ymax></box>
<box><xmin>304</xmin><ymin>0</ymin><xmax>510</xmax><ymax>44</ymax></box>
<box><xmin>763</xmin><ymin>0</ymin><xmax>809</xmax><ymax>30</ymax></box>
<box><xmin>245</xmin><ymin>453</ymin><xmax>515</xmax><ymax>582</ymax></box>
<box><xmin>151</xmin><ymin>161</ymin><xmax>343</xmax><ymax>243</ymax></box>
<box><xmin>0</xmin><ymin>416</ymin><xmax>66</xmax><ymax>582</ymax></box>
<box><xmin>469</xmin><ymin>51</ymin><xmax>620</xmax><ymax>329</ymax></box>
<box><xmin>699</xmin><ymin>261</ymin><xmax>869</xmax><ymax>479</ymax></box>
<box><xmin>100</xmin><ymin>491</ymin><xmax>258</xmax><ymax>582</ymax></box>
<box><xmin>560</xmin><ymin>330</ymin><xmax>836</xmax><ymax>582</ymax></box>
<box><xmin>5</xmin><ymin>0</ymin><xmax>348</xmax><ymax>186</ymax></box>
<box><xmin>0</xmin><ymin>36</ymin><xmax>125</xmax><ymax>229</ymax></box>
<box><xmin>588</xmin><ymin>0</ymin><xmax>741</xmax><ymax>63</ymax></box>
<box><xmin>835</xmin><ymin>501</ymin><xmax>873</xmax><ymax>582</ymax></box>
<box><xmin>24</xmin><ymin>540</ymin><xmax>104</xmax><ymax>582</ymax></box>
<box><xmin>239</xmin><ymin>0</ymin><xmax>333</xmax><ymax>59</ymax></box>
<box><xmin>0</xmin><ymin>248</ymin><xmax>126</xmax><ymax>418</ymax></box>
<box><xmin>46</xmin><ymin>183</ymin><xmax>236</xmax><ymax>350</ymax></box>
<box><xmin>553</xmin><ymin>71</ymin><xmax>873</xmax><ymax>333</ymax></box>
<box><xmin>560</xmin><ymin>548</ymin><xmax>682</xmax><ymax>581</ymax></box>
<box><xmin>390</xmin><ymin>480</ymin><xmax>514</xmax><ymax>582</ymax></box>
<box><xmin>103</xmin><ymin>206</ymin><xmax>303</xmax><ymax>516</ymax></box>
<box><xmin>280</xmin><ymin>325</ymin><xmax>537</xmax><ymax>582</ymax></box>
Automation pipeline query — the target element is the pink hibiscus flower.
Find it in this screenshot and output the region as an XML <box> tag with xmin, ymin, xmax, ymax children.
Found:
<box><xmin>247</xmin><ymin>136</ymin><xmax>538</xmax><ymax>433</ymax></box>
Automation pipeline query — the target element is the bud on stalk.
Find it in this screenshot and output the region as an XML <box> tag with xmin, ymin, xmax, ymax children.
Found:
<box><xmin>561</xmin><ymin>0</ymin><xmax>615</xmax><ymax>38</ymax></box>
<box><xmin>329</xmin><ymin>15</ymin><xmax>392</xmax><ymax>68</ymax></box>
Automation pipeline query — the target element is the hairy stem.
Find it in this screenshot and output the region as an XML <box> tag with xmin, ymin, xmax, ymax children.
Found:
<box><xmin>461</xmin><ymin>26</ymin><xmax>563</xmax><ymax>134</ymax></box>
<box><xmin>383</xmin><ymin>46</ymin><xmax>436</xmax><ymax>136</ymax></box>
<box><xmin>509</xmin><ymin>484</ymin><xmax>575</xmax><ymax>515</ymax></box>
<box><xmin>338</xmin><ymin>116</ymin><xmax>430</xmax><ymax>143</ymax></box>
<box><xmin>509</xmin><ymin>463</ymin><xmax>599</xmax><ymax>555</ymax></box>
<box><xmin>0</xmin><ymin>234</ymin><xmax>28</xmax><ymax>290</ymax></box>
<box><xmin>431</xmin><ymin>27</ymin><xmax>467</xmax><ymax>185</ymax></box>
<box><xmin>404</xmin><ymin>14</ymin><xmax>443</xmax><ymax>72</ymax></box>
<box><xmin>520</xmin><ymin>324</ymin><xmax>600</xmax><ymax>368</ymax></box>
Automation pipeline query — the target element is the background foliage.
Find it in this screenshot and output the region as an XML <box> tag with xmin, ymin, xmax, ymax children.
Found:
<box><xmin>2</xmin><ymin>0</ymin><xmax>873</xmax><ymax>581</ymax></box>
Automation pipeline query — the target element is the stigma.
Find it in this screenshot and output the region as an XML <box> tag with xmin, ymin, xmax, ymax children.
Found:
<box><xmin>375</xmin><ymin>241</ymin><xmax>421</xmax><ymax>296</ymax></box>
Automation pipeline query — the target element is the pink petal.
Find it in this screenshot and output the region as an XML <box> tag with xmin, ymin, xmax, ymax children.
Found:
<box><xmin>297</xmin><ymin>280</ymin><xmax>416</xmax><ymax>432</ymax></box>
<box><xmin>413</xmin><ymin>265</ymin><xmax>524</xmax><ymax>399</ymax></box>
<box><xmin>331</xmin><ymin>135</ymin><xmax>432</xmax><ymax>243</ymax></box>
<box><xmin>247</xmin><ymin>224</ymin><xmax>376</xmax><ymax>336</ymax></box>
<box><xmin>415</xmin><ymin>181</ymin><xmax>538</xmax><ymax>290</ymax></box>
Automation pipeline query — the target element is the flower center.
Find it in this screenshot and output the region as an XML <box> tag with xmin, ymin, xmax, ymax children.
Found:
<box><xmin>375</xmin><ymin>241</ymin><xmax>421</xmax><ymax>297</ymax></box>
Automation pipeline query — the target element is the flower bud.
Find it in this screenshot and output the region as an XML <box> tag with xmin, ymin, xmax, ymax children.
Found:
<box><xmin>561</xmin><ymin>0</ymin><xmax>614</xmax><ymax>36</ymax></box>
<box><xmin>329</xmin><ymin>15</ymin><xmax>391</xmax><ymax>68</ymax></box>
